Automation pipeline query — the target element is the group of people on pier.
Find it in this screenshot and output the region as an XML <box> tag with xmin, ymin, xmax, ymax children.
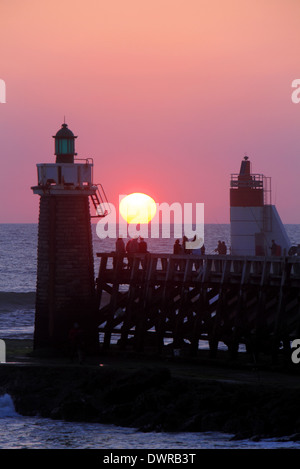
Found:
<box><xmin>173</xmin><ymin>237</ymin><xmax>228</xmax><ymax>257</ymax></box>
<box><xmin>114</xmin><ymin>235</ymin><xmax>230</xmax><ymax>264</ymax></box>
<box><xmin>115</xmin><ymin>236</ymin><xmax>148</xmax><ymax>256</ymax></box>
<box><xmin>214</xmin><ymin>240</ymin><xmax>228</xmax><ymax>255</ymax></box>
<box><xmin>114</xmin><ymin>236</ymin><xmax>149</xmax><ymax>269</ymax></box>
<box><xmin>173</xmin><ymin>236</ymin><xmax>206</xmax><ymax>256</ymax></box>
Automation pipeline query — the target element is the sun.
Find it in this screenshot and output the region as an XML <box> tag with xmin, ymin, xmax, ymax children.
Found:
<box><xmin>119</xmin><ymin>193</ymin><xmax>157</xmax><ymax>224</ymax></box>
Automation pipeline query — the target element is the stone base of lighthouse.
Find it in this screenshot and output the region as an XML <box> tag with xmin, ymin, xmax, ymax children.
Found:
<box><xmin>34</xmin><ymin>193</ymin><xmax>99</xmax><ymax>354</ymax></box>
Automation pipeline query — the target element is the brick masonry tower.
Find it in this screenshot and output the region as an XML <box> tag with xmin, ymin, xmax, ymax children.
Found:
<box><xmin>31</xmin><ymin>122</ymin><xmax>108</xmax><ymax>354</ymax></box>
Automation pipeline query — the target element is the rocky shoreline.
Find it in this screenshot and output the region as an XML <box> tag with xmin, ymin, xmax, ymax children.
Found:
<box><xmin>1</xmin><ymin>351</ymin><xmax>300</xmax><ymax>441</ymax></box>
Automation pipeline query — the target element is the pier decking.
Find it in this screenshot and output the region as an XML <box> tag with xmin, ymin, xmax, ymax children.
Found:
<box><xmin>96</xmin><ymin>252</ymin><xmax>300</xmax><ymax>360</ymax></box>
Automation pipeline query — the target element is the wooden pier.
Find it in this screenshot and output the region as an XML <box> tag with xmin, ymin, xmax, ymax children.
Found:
<box><xmin>95</xmin><ymin>252</ymin><xmax>300</xmax><ymax>361</ymax></box>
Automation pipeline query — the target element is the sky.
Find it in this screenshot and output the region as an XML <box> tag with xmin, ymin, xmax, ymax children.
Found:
<box><xmin>0</xmin><ymin>0</ymin><xmax>300</xmax><ymax>224</ymax></box>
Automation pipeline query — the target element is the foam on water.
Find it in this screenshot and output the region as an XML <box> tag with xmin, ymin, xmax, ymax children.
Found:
<box><xmin>0</xmin><ymin>415</ymin><xmax>299</xmax><ymax>449</ymax></box>
<box><xmin>0</xmin><ymin>394</ymin><xmax>19</xmax><ymax>418</ymax></box>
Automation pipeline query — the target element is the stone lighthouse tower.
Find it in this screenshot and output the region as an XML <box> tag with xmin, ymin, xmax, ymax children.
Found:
<box><xmin>31</xmin><ymin>122</ymin><xmax>108</xmax><ymax>354</ymax></box>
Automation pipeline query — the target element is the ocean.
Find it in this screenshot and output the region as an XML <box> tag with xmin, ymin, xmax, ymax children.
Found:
<box><xmin>1</xmin><ymin>223</ymin><xmax>300</xmax><ymax>450</ymax></box>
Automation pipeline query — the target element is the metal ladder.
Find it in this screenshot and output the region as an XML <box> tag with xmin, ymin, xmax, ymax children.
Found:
<box><xmin>90</xmin><ymin>184</ymin><xmax>110</xmax><ymax>218</ymax></box>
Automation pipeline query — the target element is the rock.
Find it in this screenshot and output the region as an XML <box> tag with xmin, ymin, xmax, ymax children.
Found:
<box><xmin>289</xmin><ymin>433</ymin><xmax>300</xmax><ymax>442</ymax></box>
<box><xmin>1</xmin><ymin>363</ymin><xmax>300</xmax><ymax>440</ymax></box>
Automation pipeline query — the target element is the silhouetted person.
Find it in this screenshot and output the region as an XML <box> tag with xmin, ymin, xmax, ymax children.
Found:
<box><xmin>183</xmin><ymin>236</ymin><xmax>191</xmax><ymax>254</ymax></box>
<box><xmin>173</xmin><ymin>239</ymin><xmax>183</xmax><ymax>270</ymax></box>
<box><xmin>190</xmin><ymin>236</ymin><xmax>205</xmax><ymax>270</ymax></box>
<box><xmin>173</xmin><ymin>239</ymin><xmax>182</xmax><ymax>254</ymax></box>
<box><xmin>138</xmin><ymin>237</ymin><xmax>148</xmax><ymax>253</ymax></box>
<box><xmin>68</xmin><ymin>323</ymin><xmax>84</xmax><ymax>364</ymax></box>
<box><xmin>214</xmin><ymin>240</ymin><xmax>222</xmax><ymax>255</ymax></box>
<box><xmin>130</xmin><ymin>237</ymin><xmax>139</xmax><ymax>253</ymax></box>
<box><xmin>126</xmin><ymin>238</ymin><xmax>132</xmax><ymax>253</ymax></box>
<box><xmin>191</xmin><ymin>235</ymin><xmax>202</xmax><ymax>270</ymax></box>
<box><xmin>114</xmin><ymin>236</ymin><xmax>126</xmax><ymax>268</ymax></box>
<box><xmin>126</xmin><ymin>237</ymin><xmax>139</xmax><ymax>269</ymax></box>
<box><xmin>116</xmin><ymin>237</ymin><xmax>125</xmax><ymax>254</ymax></box>
<box><xmin>221</xmin><ymin>241</ymin><xmax>227</xmax><ymax>255</ymax></box>
<box><xmin>138</xmin><ymin>237</ymin><xmax>148</xmax><ymax>269</ymax></box>
<box><xmin>271</xmin><ymin>240</ymin><xmax>277</xmax><ymax>256</ymax></box>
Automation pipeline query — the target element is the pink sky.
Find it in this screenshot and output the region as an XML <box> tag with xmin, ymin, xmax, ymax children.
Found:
<box><xmin>0</xmin><ymin>0</ymin><xmax>300</xmax><ymax>223</ymax></box>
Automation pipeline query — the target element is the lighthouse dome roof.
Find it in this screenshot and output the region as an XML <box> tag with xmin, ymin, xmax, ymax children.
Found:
<box><xmin>54</xmin><ymin>123</ymin><xmax>76</xmax><ymax>139</ymax></box>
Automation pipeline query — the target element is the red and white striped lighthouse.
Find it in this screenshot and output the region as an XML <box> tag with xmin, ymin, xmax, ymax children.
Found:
<box><xmin>230</xmin><ymin>156</ymin><xmax>290</xmax><ymax>256</ymax></box>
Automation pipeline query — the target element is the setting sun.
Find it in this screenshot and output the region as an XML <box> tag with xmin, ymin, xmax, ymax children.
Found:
<box><xmin>119</xmin><ymin>193</ymin><xmax>157</xmax><ymax>224</ymax></box>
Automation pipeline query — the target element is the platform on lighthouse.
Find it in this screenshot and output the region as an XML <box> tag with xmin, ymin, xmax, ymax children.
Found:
<box><xmin>31</xmin><ymin>160</ymin><xmax>110</xmax><ymax>217</ymax></box>
<box><xmin>32</xmin><ymin>159</ymin><xmax>93</xmax><ymax>193</ymax></box>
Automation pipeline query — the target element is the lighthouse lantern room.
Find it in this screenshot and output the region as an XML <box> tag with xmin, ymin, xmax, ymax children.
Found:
<box><xmin>54</xmin><ymin>122</ymin><xmax>76</xmax><ymax>163</ymax></box>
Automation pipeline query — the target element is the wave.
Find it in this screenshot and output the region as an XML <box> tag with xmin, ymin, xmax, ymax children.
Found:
<box><xmin>0</xmin><ymin>291</ymin><xmax>35</xmax><ymax>312</ymax></box>
<box><xmin>0</xmin><ymin>394</ymin><xmax>19</xmax><ymax>418</ymax></box>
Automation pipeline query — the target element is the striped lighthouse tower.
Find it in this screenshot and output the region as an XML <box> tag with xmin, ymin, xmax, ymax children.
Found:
<box><xmin>230</xmin><ymin>156</ymin><xmax>291</xmax><ymax>257</ymax></box>
<box><xmin>31</xmin><ymin>122</ymin><xmax>109</xmax><ymax>353</ymax></box>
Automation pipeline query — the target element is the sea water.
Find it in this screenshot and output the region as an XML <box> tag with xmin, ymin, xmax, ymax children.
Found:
<box><xmin>1</xmin><ymin>223</ymin><xmax>300</xmax><ymax>450</ymax></box>
<box><xmin>0</xmin><ymin>394</ymin><xmax>299</xmax><ymax>449</ymax></box>
<box><xmin>0</xmin><ymin>222</ymin><xmax>235</xmax><ymax>340</ymax></box>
